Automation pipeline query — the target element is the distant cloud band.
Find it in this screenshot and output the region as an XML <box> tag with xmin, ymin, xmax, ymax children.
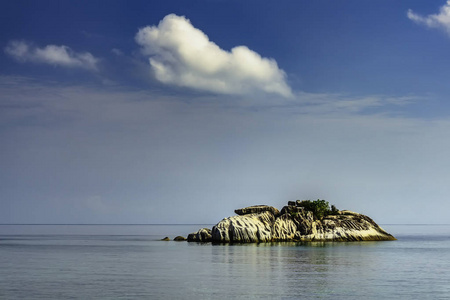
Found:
<box><xmin>4</xmin><ymin>40</ymin><xmax>99</xmax><ymax>71</ymax></box>
<box><xmin>135</xmin><ymin>14</ymin><xmax>293</xmax><ymax>97</ymax></box>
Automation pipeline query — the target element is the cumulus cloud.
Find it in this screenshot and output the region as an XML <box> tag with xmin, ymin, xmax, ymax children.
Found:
<box><xmin>4</xmin><ymin>40</ymin><xmax>99</xmax><ymax>70</ymax></box>
<box><xmin>407</xmin><ymin>1</ymin><xmax>450</xmax><ymax>35</ymax></box>
<box><xmin>135</xmin><ymin>14</ymin><xmax>292</xmax><ymax>97</ymax></box>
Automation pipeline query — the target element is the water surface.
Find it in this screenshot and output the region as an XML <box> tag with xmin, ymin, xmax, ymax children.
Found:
<box><xmin>1</xmin><ymin>224</ymin><xmax>449</xmax><ymax>299</ymax></box>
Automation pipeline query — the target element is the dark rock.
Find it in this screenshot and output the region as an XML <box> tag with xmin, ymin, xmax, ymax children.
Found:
<box><xmin>280</xmin><ymin>205</ymin><xmax>305</xmax><ymax>216</ymax></box>
<box><xmin>161</xmin><ymin>237</ymin><xmax>170</xmax><ymax>241</ymax></box>
<box><xmin>288</xmin><ymin>201</ymin><xmax>296</xmax><ymax>206</ymax></box>
<box><xmin>187</xmin><ymin>228</ymin><xmax>212</xmax><ymax>242</ymax></box>
<box><xmin>234</xmin><ymin>205</ymin><xmax>280</xmax><ymax>216</ymax></box>
<box><xmin>173</xmin><ymin>236</ymin><xmax>187</xmax><ymax>241</ymax></box>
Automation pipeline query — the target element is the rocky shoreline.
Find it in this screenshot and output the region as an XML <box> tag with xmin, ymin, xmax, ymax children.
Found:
<box><xmin>185</xmin><ymin>200</ymin><xmax>396</xmax><ymax>243</ymax></box>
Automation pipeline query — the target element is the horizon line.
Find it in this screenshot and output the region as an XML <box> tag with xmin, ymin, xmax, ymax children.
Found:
<box><xmin>0</xmin><ymin>223</ymin><xmax>215</xmax><ymax>226</ymax></box>
<box><xmin>1</xmin><ymin>223</ymin><xmax>450</xmax><ymax>226</ymax></box>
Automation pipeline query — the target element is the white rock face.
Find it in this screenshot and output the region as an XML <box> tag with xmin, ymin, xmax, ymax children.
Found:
<box><xmin>272</xmin><ymin>214</ymin><xmax>297</xmax><ymax>241</ymax></box>
<box><xmin>211</xmin><ymin>211</ymin><xmax>274</xmax><ymax>243</ymax></box>
<box><xmin>188</xmin><ymin>204</ymin><xmax>396</xmax><ymax>243</ymax></box>
<box><xmin>304</xmin><ymin>211</ymin><xmax>394</xmax><ymax>241</ymax></box>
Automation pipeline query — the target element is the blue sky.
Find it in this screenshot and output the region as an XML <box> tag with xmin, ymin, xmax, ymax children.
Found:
<box><xmin>2</xmin><ymin>1</ymin><xmax>450</xmax><ymax>224</ymax></box>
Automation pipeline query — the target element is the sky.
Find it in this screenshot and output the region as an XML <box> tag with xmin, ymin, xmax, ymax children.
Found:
<box><xmin>2</xmin><ymin>0</ymin><xmax>450</xmax><ymax>224</ymax></box>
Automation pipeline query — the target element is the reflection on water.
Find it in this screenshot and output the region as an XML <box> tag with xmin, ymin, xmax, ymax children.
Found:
<box><xmin>200</xmin><ymin>240</ymin><xmax>388</xmax><ymax>298</ymax></box>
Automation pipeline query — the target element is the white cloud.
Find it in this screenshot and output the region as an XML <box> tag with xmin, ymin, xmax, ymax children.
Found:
<box><xmin>291</xmin><ymin>93</ymin><xmax>418</xmax><ymax>115</ymax></box>
<box><xmin>4</xmin><ymin>40</ymin><xmax>99</xmax><ymax>71</ymax></box>
<box><xmin>135</xmin><ymin>14</ymin><xmax>292</xmax><ymax>98</ymax></box>
<box><xmin>407</xmin><ymin>1</ymin><xmax>450</xmax><ymax>35</ymax></box>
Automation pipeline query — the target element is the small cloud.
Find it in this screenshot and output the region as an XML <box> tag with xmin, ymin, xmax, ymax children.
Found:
<box><xmin>111</xmin><ymin>48</ymin><xmax>123</xmax><ymax>56</ymax></box>
<box><xmin>288</xmin><ymin>92</ymin><xmax>420</xmax><ymax>115</ymax></box>
<box><xmin>407</xmin><ymin>1</ymin><xmax>450</xmax><ymax>36</ymax></box>
<box><xmin>4</xmin><ymin>40</ymin><xmax>99</xmax><ymax>71</ymax></box>
<box><xmin>135</xmin><ymin>14</ymin><xmax>292</xmax><ymax>98</ymax></box>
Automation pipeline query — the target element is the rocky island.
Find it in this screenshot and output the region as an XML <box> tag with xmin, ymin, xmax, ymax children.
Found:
<box><xmin>187</xmin><ymin>200</ymin><xmax>396</xmax><ymax>243</ymax></box>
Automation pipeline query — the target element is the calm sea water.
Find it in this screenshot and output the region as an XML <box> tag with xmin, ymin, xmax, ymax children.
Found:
<box><xmin>1</xmin><ymin>224</ymin><xmax>449</xmax><ymax>299</ymax></box>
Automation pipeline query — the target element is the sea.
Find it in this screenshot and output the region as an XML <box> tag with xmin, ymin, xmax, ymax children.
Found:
<box><xmin>0</xmin><ymin>224</ymin><xmax>449</xmax><ymax>299</ymax></box>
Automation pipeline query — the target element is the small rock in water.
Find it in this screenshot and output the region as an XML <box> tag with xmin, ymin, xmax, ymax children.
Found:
<box><xmin>161</xmin><ymin>237</ymin><xmax>170</xmax><ymax>241</ymax></box>
<box><xmin>173</xmin><ymin>236</ymin><xmax>187</xmax><ymax>241</ymax></box>
<box><xmin>187</xmin><ymin>228</ymin><xmax>212</xmax><ymax>242</ymax></box>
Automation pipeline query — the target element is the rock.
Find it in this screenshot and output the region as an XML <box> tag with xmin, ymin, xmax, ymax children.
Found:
<box><xmin>280</xmin><ymin>205</ymin><xmax>306</xmax><ymax>216</ymax></box>
<box><xmin>296</xmin><ymin>213</ymin><xmax>395</xmax><ymax>241</ymax></box>
<box><xmin>161</xmin><ymin>237</ymin><xmax>170</xmax><ymax>241</ymax></box>
<box><xmin>173</xmin><ymin>236</ymin><xmax>187</xmax><ymax>241</ymax></box>
<box><xmin>186</xmin><ymin>201</ymin><xmax>396</xmax><ymax>243</ymax></box>
<box><xmin>187</xmin><ymin>228</ymin><xmax>212</xmax><ymax>242</ymax></box>
<box><xmin>212</xmin><ymin>211</ymin><xmax>275</xmax><ymax>243</ymax></box>
<box><xmin>272</xmin><ymin>213</ymin><xmax>297</xmax><ymax>241</ymax></box>
<box><xmin>234</xmin><ymin>205</ymin><xmax>280</xmax><ymax>217</ymax></box>
<box><xmin>288</xmin><ymin>201</ymin><xmax>296</xmax><ymax>206</ymax></box>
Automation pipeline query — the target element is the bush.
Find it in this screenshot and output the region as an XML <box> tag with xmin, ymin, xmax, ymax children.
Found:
<box><xmin>330</xmin><ymin>205</ymin><xmax>339</xmax><ymax>214</ymax></box>
<box><xmin>296</xmin><ymin>199</ymin><xmax>338</xmax><ymax>219</ymax></box>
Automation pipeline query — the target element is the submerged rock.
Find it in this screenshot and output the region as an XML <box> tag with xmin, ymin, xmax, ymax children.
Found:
<box><xmin>161</xmin><ymin>237</ymin><xmax>170</xmax><ymax>241</ymax></box>
<box><xmin>187</xmin><ymin>201</ymin><xmax>396</xmax><ymax>243</ymax></box>
<box><xmin>173</xmin><ymin>236</ymin><xmax>187</xmax><ymax>241</ymax></box>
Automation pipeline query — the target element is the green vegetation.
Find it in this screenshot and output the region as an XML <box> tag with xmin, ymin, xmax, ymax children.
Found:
<box><xmin>296</xmin><ymin>199</ymin><xmax>339</xmax><ymax>219</ymax></box>
<box><xmin>289</xmin><ymin>211</ymin><xmax>299</xmax><ymax>218</ymax></box>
